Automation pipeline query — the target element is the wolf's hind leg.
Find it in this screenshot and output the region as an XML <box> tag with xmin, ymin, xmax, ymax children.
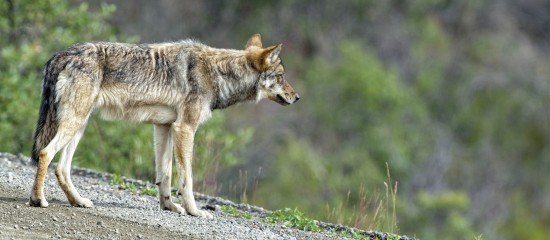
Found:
<box><xmin>55</xmin><ymin>125</ymin><xmax>93</xmax><ymax>208</ymax></box>
<box><xmin>30</xmin><ymin>70</ymin><xmax>97</xmax><ymax>208</ymax></box>
<box><xmin>29</xmin><ymin>140</ymin><xmax>57</xmax><ymax>207</ymax></box>
<box><xmin>154</xmin><ymin>124</ymin><xmax>186</xmax><ymax>214</ymax></box>
<box><xmin>29</xmin><ymin>121</ymin><xmax>87</xmax><ymax>207</ymax></box>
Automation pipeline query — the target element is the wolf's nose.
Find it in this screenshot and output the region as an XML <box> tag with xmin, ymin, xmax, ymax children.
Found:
<box><xmin>294</xmin><ymin>95</ymin><xmax>300</xmax><ymax>102</ymax></box>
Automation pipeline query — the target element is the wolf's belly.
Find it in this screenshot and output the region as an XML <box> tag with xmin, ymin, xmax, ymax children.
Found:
<box><xmin>99</xmin><ymin>105</ymin><xmax>177</xmax><ymax>124</ymax></box>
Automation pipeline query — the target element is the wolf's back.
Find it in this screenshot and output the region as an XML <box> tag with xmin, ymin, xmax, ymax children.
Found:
<box><xmin>31</xmin><ymin>56</ymin><xmax>61</xmax><ymax>165</ymax></box>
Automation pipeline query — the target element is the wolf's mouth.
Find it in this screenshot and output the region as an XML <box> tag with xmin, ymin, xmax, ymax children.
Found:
<box><xmin>276</xmin><ymin>94</ymin><xmax>291</xmax><ymax>105</ymax></box>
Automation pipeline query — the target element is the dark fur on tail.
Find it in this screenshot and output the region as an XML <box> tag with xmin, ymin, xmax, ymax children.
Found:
<box><xmin>31</xmin><ymin>56</ymin><xmax>61</xmax><ymax>165</ymax></box>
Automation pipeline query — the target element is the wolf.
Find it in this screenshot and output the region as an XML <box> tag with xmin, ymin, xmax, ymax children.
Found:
<box><xmin>28</xmin><ymin>34</ymin><xmax>299</xmax><ymax>218</ymax></box>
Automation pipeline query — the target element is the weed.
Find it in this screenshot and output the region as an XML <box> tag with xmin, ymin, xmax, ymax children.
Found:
<box><xmin>221</xmin><ymin>205</ymin><xmax>253</xmax><ymax>219</ymax></box>
<box><xmin>331</xmin><ymin>229</ymin><xmax>401</xmax><ymax>240</ymax></box>
<box><xmin>141</xmin><ymin>186</ymin><xmax>158</xmax><ymax>197</ymax></box>
<box><xmin>110</xmin><ymin>174</ymin><xmax>124</xmax><ymax>186</ymax></box>
<box><xmin>242</xmin><ymin>212</ymin><xmax>253</xmax><ymax>219</ymax></box>
<box><xmin>110</xmin><ymin>175</ymin><xmax>157</xmax><ymax>197</ymax></box>
<box><xmin>325</xmin><ymin>162</ymin><xmax>399</xmax><ymax>233</ymax></box>
<box><xmin>386</xmin><ymin>233</ymin><xmax>400</xmax><ymax>240</ymax></box>
<box><xmin>329</xmin><ymin>228</ymin><xmax>367</xmax><ymax>240</ymax></box>
<box><xmin>221</xmin><ymin>205</ymin><xmax>238</xmax><ymax>215</ymax></box>
<box><xmin>384</xmin><ymin>161</ymin><xmax>398</xmax><ymax>233</ymax></box>
<box><xmin>265</xmin><ymin>208</ymin><xmax>320</xmax><ymax>232</ymax></box>
<box><xmin>126</xmin><ymin>183</ymin><xmax>138</xmax><ymax>193</ymax></box>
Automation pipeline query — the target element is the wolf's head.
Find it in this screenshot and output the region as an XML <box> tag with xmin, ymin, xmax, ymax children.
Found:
<box><xmin>246</xmin><ymin>34</ymin><xmax>300</xmax><ymax>106</ymax></box>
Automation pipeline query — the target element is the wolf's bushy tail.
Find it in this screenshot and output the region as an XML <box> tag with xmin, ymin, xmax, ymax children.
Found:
<box><xmin>31</xmin><ymin>57</ymin><xmax>60</xmax><ymax>165</ymax></box>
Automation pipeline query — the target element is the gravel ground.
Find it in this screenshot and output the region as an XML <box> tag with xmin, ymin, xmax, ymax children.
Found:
<box><xmin>0</xmin><ymin>152</ymin><xmax>415</xmax><ymax>240</ymax></box>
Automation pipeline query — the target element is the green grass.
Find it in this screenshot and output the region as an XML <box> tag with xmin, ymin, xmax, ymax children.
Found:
<box><xmin>242</xmin><ymin>212</ymin><xmax>253</xmax><ymax>219</ymax></box>
<box><xmin>221</xmin><ymin>205</ymin><xmax>253</xmax><ymax>219</ymax></box>
<box><xmin>110</xmin><ymin>174</ymin><xmax>158</xmax><ymax>197</ymax></box>
<box><xmin>265</xmin><ymin>208</ymin><xmax>321</xmax><ymax>232</ymax></box>
<box><xmin>141</xmin><ymin>186</ymin><xmax>158</xmax><ymax>197</ymax></box>
<box><xmin>126</xmin><ymin>183</ymin><xmax>138</xmax><ymax>193</ymax></box>
<box><xmin>324</xmin><ymin>162</ymin><xmax>399</xmax><ymax>233</ymax></box>
<box><xmin>264</xmin><ymin>207</ymin><xmax>403</xmax><ymax>240</ymax></box>
<box><xmin>110</xmin><ymin>174</ymin><xmax>124</xmax><ymax>186</ymax></box>
<box><xmin>330</xmin><ymin>228</ymin><xmax>363</xmax><ymax>239</ymax></box>
<box><xmin>221</xmin><ymin>205</ymin><xmax>238</xmax><ymax>215</ymax></box>
<box><xmin>330</xmin><ymin>228</ymin><xmax>403</xmax><ymax>240</ymax></box>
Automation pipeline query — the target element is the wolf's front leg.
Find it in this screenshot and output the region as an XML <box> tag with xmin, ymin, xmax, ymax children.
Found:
<box><xmin>154</xmin><ymin>124</ymin><xmax>186</xmax><ymax>214</ymax></box>
<box><xmin>173</xmin><ymin>122</ymin><xmax>213</xmax><ymax>218</ymax></box>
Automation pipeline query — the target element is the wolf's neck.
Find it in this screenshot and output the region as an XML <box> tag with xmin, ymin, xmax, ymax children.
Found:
<box><xmin>209</xmin><ymin>53</ymin><xmax>260</xmax><ymax>110</ymax></box>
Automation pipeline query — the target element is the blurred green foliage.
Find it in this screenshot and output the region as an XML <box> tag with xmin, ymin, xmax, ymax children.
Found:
<box><xmin>411</xmin><ymin>191</ymin><xmax>475</xmax><ymax>239</ymax></box>
<box><xmin>256</xmin><ymin>41</ymin><xmax>435</xmax><ymax>233</ymax></box>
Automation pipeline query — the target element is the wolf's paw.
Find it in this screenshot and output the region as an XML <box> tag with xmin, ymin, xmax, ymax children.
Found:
<box><xmin>27</xmin><ymin>197</ymin><xmax>48</xmax><ymax>208</ymax></box>
<box><xmin>188</xmin><ymin>209</ymin><xmax>213</xmax><ymax>219</ymax></box>
<box><xmin>162</xmin><ymin>202</ymin><xmax>187</xmax><ymax>214</ymax></box>
<box><xmin>71</xmin><ymin>198</ymin><xmax>93</xmax><ymax>208</ymax></box>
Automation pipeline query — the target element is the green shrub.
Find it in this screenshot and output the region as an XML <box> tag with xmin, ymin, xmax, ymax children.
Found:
<box><xmin>265</xmin><ymin>208</ymin><xmax>320</xmax><ymax>232</ymax></box>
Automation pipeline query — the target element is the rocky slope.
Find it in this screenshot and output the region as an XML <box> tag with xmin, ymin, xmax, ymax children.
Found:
<box><xmin>0</xmin><ymin>152</ymin><xmax>414</xmax><ymax>240</ymax></box>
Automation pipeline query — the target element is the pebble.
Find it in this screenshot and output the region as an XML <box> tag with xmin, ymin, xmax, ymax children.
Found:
<box><xmin>205</xmin><ymin>204</ymin><xmax>220</xmax><ymax>211</ymax></box>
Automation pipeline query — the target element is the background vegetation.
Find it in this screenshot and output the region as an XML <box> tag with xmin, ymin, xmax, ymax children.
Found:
<box><xmin>2</xmin><ymin>0</ymin><xmax>550</xmax><ymax>239</ymax></box>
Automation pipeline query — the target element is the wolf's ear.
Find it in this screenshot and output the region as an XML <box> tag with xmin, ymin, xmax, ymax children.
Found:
<box><xmin>245</xmin><ymin>33</ymin><xmax>263</xmax><ymax>49</ymax></box>
<box><xmin>247</xmin><ymin>44</ymin><xmax>283</xmax><ymax>71</ymax></box>
<box><xmin>263</xmin><ymin>44</ymin><xmax>282</xmax><ymax>65</ymax></box>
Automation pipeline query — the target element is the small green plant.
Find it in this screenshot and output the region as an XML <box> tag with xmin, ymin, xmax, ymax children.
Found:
<box><xmin>242</xmin><ymin>212</ymin><xmax>253</xmax><ymax>219</ymax></box>
<box><xmin>110</xmin><ymin>174</ymin><xmax>124</xmax><ymax>186</ymax></box>
<box><xmin>141</xmin><ymin>186</ymin><xmax>158</xmax><ymax>197</ymax></box>
<box><xmin>110</xmin><ymin>175</ymin><xmax>157</xmax><ymax>196</ymax></box>
<box><xmin>221</xmin><ymin>205</ymin><xmax>238</xmax><ymax>215</ymax></box>
<box><xmin>354</xmin><ymin>232</ymin><xmax>367</xmax><ymax>240</ymax></box>
<box><xmin>220</xmin><ymin>205</ymin><xmax>253</xmax><ymax>219</ymax></box>
<box><xmin>330</xmin><ymin>229</ymin><xmax>368</xmax><ymax>240</ymax></box>
<box><xmin>385</xmin><ymin>233</ymin><xmax>400</xmax><ymax>240</ymax></box>
<box><xmin>265</xmin><ymin>208</ymin><xmax>320</xmax><ymax>232</ymax></box>
<box><xmin>126</xmin><ymin>183</ymin><xmax>138</xmax><ymax>193</ymax></box>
